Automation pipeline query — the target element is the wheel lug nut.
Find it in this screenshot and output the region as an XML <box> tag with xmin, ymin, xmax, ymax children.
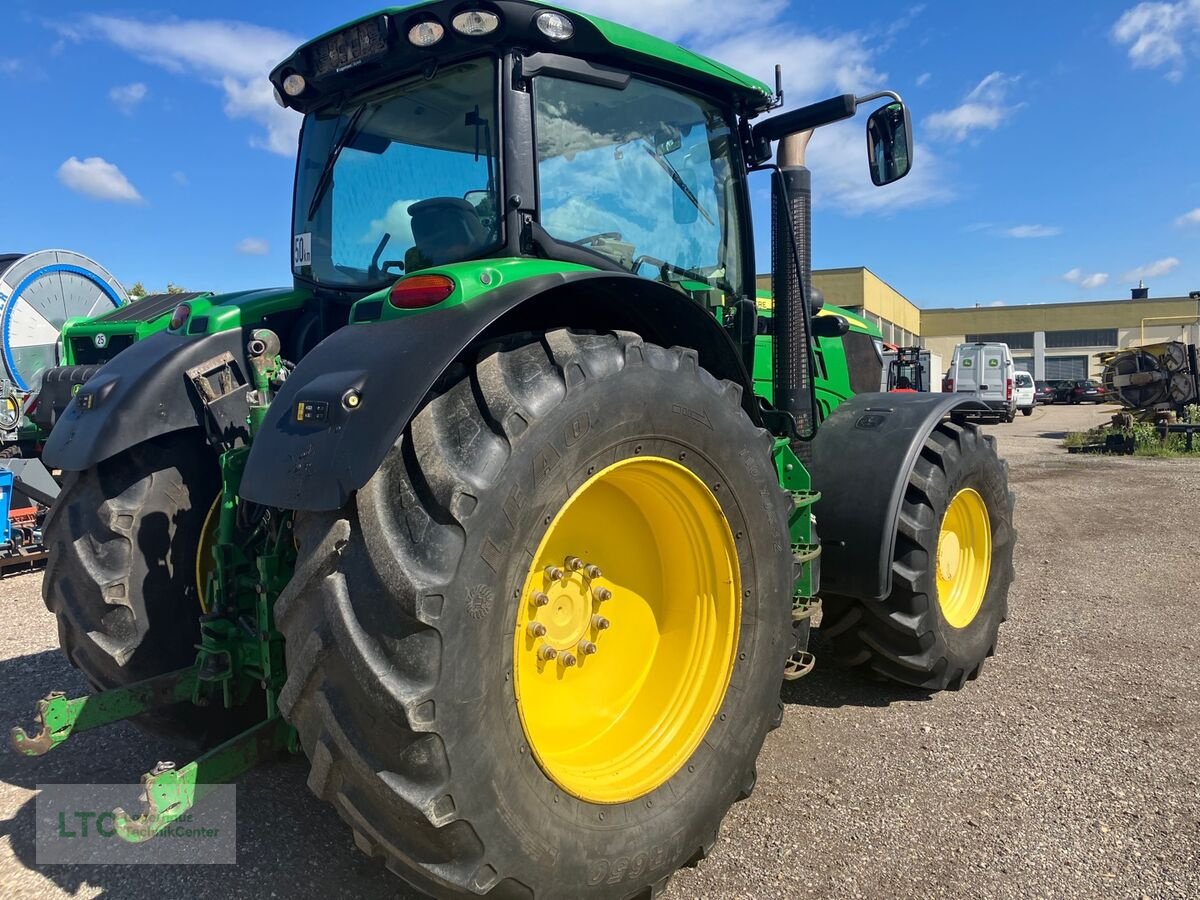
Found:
<box><xmin>545</xmin><ymin>565</ymin><xmax>565</xmax><ymax>581</ymax></box>
<box><xmin>592</xmin><ymin>586</ymin><xmax>612</xmax><ymax>603</ymax></box>
<box><xmin>591</xmin><ymin>615</ymin><xmax>610</xmax><ymax>630</ymax></box>
<box><xmin>537</xmin><ymin>646</ymin><xmax>558</xmax><ymax>661</ymax></box>
<box><xmin>578</xmin><ymin>640</ymin><xmax>597</xmax><ymax>656</ymax></box>
<box><xmin>527</xmin><ymin>622</ymin><xmax>547</xmax><ymax>638</ymax></box>
<box><xmin>584</xmin><ymin>564</ymin><xmax>602</xmax><ymax>580</ymax></box>
<box><xmin>531</xmin><ymin>591</ymin><xmax>550</xmax><ymax>607</ymax></box>
<box><xmin>565</xmin><ymin>556</ymin><xmax>584</xmax><ymax>571</ymax></box>
<box><xmin>560</xmin><ymin>652</ymin><xmax>578</xmax><ymax>667</ymax></box>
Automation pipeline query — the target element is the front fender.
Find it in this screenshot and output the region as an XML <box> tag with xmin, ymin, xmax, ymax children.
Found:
<box><xmin>42</xmin><ymin>329</ymin><xmax>253</xmax><ymax>472</ymax></box>
<box><xmin>810</xmin><ymin>392</ymin><xmax>988</xmax><ymax>601</ymax></box>
<box><xmin>239</xmin><ymin>269</ymin><xmax>754</xmax><ymax>511</ymax></box>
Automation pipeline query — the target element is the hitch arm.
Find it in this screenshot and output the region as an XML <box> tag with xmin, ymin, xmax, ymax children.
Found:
<box><xmin>10</xmin><ymin>666</ymin><xmax>199</xmax><ymax>756</ymax></box>
<box><xmin>113</xmin><ymin>716</ymin><xmax>293</xmax><ymax>842</ymax></box>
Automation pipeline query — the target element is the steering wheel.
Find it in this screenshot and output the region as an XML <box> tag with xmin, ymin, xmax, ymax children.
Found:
<box><xmin>570</xmin><ymin>232</ymin><xmax>623</xmax><ymax>247</ymax></box>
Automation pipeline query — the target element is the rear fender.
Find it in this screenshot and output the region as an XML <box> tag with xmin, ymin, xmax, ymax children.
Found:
<box><xmin>810</xmin><ymin>392</ymin><xmax>989</xmax><ymax>601</ymax></box>
<box><xmin>239</xmin><ymin>270</ymin><xmax>754</xmax><ymax>511</ymax></box>
<box><xmin>41</xmin><ymin>329</ymin><xmax>254</xmax><ymax>472</ymax></box>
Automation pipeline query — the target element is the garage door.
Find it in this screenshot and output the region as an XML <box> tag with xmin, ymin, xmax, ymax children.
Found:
<box><xmin>1044</xmin><ymin>355</ymin><xmax>1088</xmax><ymax>381</ymax></box>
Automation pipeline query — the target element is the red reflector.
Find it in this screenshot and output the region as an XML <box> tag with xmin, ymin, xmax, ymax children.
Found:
<box><xmin>388</xmin><ymin>275</ymin><xmax>455</xmax><ymax>309</ymax></box>
<box><xmin>169</xmin><ymin>303</ymin><xmax>190</xmax><ymax>330</ymax></box>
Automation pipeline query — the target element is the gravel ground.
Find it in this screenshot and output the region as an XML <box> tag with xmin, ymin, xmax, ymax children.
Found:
<box><xmin>0</xmin><ymin>402</ymin><xmax>1196</xmax><ymax>899</ymax></box>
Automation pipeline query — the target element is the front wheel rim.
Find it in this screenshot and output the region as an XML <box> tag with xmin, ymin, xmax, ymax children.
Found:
<box><xmin>512</xmin><ymin>457</ymin><xmax>741</xmax><ymax>804</ymax></box>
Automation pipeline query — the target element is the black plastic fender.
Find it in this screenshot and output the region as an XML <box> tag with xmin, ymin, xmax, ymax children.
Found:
<box><xmin>810</xmin><ymin>392</ymin><xmax>989</xmax><ymax>601</ymax></box>
<box><xmin>42</xmin><ymin>329</ymin><xmax>253</xmax><ymax>472</ymax></box>
<box><xmin>239</xmin><ymin>270</ymin><xmax>755</xmax><ymax>511</ymax></box>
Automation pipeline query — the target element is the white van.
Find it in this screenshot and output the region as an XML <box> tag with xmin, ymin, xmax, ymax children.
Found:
<box><xmin>945</xmin><ymin>342</ymin><xmax>1016</xmax><ymax>422</ymax></box>
<box><xmin>1013</xmin><ymin>370</ymin><xmax>1035</xmax><ymax>416</ymax></box>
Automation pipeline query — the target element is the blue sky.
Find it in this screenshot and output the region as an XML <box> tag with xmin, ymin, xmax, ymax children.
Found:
<box><xmin>2</xmin><ymin>0</ymin><xmax>1199</xmax><ymax>308</ymax></box>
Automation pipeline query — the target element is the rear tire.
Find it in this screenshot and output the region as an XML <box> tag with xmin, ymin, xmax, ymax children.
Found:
<box><xmin>1020</xmin><ymin>407</ymin><xmax>1033</xmax><ymax>417</ymax></box>
<box><xmin>275</xmin><ymin>330</ymin><xmax>792</xmax><ymax>897</ymax></box>
<box><xmin>42</xmin><ymin>431</ymin><xmax>233</xmax><ymax>742</ymax></box>
<box><xmin>820</xmin><ymin>422</ymin><xmax>1014</xmax><ymax>690</ymax></box>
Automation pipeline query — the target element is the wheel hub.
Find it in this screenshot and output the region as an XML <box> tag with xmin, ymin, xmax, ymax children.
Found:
<box><xmin>526</xmin><ymin>564</ymin><xmax>610</xmax><ymax>665</ymax></box>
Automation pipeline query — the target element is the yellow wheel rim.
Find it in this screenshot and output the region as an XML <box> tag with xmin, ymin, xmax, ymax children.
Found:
<box><xmin>195</xmin><ymin>496</ymin><xmax>220</xmax><ymax>614</ymax></box>
<box><xmin>935</xmin><ymin>488</ymin><xmax>992</xmax><ymax>629</ymax></box>
<box><xmin>513</xmin><ymin>457</ymin><xmax>740</xmax><ymax>804</ymax></box>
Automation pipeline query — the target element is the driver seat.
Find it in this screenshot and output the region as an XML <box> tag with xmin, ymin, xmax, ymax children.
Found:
<box><xmin>405</xmin><ymin>197</ymin><xmax>488</xmax><ymax>271</ymax></box>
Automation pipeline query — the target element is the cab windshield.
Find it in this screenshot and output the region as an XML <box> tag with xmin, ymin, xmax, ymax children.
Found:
<box><xmin>534</xmin><ymin>73</ymin><xmax>745</xmax><ymax>296</ymax></box>
<box><xmin>293</xmin><ymin>57</ymin><xmax>499</xmax><ymax>290</ymax></box>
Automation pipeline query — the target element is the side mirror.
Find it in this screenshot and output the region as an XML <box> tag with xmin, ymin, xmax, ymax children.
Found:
<box><xmin>866</xmin><ymin>101</ymin><xmax>913</xmax><ymax>186</ymax></box>
<box><xmin>812</xmin><ymin>314</ymin><xmax>849</xmax><ymax>338</ymax></box>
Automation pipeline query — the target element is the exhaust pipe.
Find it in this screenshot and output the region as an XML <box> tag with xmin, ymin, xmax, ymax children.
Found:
<box><xmin>771</xmin><ymin>131</ymin><xmax>818</xmax><ymax>454</ymax></box>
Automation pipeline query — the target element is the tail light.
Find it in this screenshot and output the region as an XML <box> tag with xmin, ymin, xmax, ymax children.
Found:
<box><xmin>1006</xmin><ymin>378</ymin><xmax>1013</xmax><ymax>401</ymax></box>
<box><xmin>388</xmin><ymin>274</ymin><xmax>455</xmax><ymax>309</ymax></box>
<box><xmin>945</xmin><ymin>378</ymin><xmax>954</xmax><ymax>392</ymax></box>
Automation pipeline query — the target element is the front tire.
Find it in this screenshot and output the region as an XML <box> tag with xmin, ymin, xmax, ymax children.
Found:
<box><xmin>42</xmin><ymin>431</ymin><xmax>224</xmax><ymax>740</ymax></box>
<box><xmin>820</xmin><ymin>422</ymin><xmax>1014</xmax><ymax>690</ymax></box>
<box><xmin>276</xmin><ymin>330</ymin><xmax>793</xmax><ymax>897</ymax></box>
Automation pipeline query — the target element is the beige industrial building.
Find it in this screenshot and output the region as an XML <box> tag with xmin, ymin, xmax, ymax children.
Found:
<box><xmin>920</xmin><ymin>293</ymin><xmax>1200</xmax><ymax>381</ymax></box>
<box><xmin>758</xmin><ymin>267</ymin><xmax>1200</xmax><ymax>383</ymax></box>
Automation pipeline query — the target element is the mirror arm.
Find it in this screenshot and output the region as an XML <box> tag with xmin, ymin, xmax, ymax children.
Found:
<box><xmin>854</xmin><ymin>89</ymin><xmax>905</xmax><ymax>108</ymax></box>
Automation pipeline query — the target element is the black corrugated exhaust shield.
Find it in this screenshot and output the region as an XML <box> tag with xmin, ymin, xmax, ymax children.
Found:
<box><xmin>770</xmin><ymin>133</ymin><xmax>815</xmax><ymax>457</ymax></box>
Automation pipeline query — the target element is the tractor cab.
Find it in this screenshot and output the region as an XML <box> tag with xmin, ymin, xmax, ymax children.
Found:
<box><xmin>273</xmin><ymin>0</ymin><xmax>912</xmax><ymax>370</ymax></box>
<box><xmin>277</xmin><ymin>4</ymin><xmax>773</xmax><ymax>309</ymax></box>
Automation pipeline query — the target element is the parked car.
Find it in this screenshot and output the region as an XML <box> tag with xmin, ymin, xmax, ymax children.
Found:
<box><xmin>1013</xmin><ymin>370</ymin><xmax>1036</xmax><ymax>415</ymax></box>
<box><xmin>1055</xmin><ymin>379</ymin><xmax>1104</xmax><ymax>404</ymax></box>
<box><xmin>1034</xmin><ymin>380</ymin><xmax>1056</xmax><ymax>404</ymax></box>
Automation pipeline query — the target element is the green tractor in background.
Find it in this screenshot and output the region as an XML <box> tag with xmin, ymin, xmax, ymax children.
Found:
<box><xmin>15</xmin><ymin>2</ymin><xmax>1014</xmax><ymax>895</ymax></box>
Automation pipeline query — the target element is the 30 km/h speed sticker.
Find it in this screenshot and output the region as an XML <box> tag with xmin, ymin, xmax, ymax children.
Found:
<box><xmin>293</xmin><ymin>233</ymin><xmax>312</xmax><ymax>268</ymax></box>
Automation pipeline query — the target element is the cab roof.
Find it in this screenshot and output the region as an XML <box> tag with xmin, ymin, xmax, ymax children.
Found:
<box><xmin>273</xmin><ymin>0</ymin><xmax>774</xmax><ymax>115</ymax></box>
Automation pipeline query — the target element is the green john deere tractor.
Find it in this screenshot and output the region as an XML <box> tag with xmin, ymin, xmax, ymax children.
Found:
<box><xmin>15</xmin><ymin>2</ymin><xmax>1013</xmax><ymax>895</ymax></box>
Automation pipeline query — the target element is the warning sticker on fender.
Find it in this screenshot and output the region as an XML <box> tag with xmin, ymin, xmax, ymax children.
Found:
<box><xmin>293</xmin><ymin>233</ymin><xmax>312</xmax><ymax>269</ymax></box>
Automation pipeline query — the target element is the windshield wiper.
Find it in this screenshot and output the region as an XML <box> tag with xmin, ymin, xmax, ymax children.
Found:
<box><xmin>306</xmin><ymin>104</ymin><xmax>368</xmax><ymax>221</ymax></box>
<box><xmin>641</xmin><ymin>142</ymin><xmax>715</xmax><ymax>227</ymax></box>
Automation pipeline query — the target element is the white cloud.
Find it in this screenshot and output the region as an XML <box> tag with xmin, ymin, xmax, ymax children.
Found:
<box><xmin>1063</xmin><ymin>268</ymin><xmax>1110</xmax><ymax>289</ymax></box>
<box><xmin>989</xmin><ymin>300</ymin><xmax>1006</xmax><ymax>306</ymax></box>
<box><xmin>1122</xmin><ymin>256</ymin><xmax>1181</xmax><ymax>281</ymax></box>
<box><xmin>0</xmin><ymin>59</ymin><xmax>20</xmax><ymax>76</ymax></box>
<box><xmin>236</xmin><ymin>237</ymin><xmax>269</xmax><ymax>255</ymax></box>
<box><xmin>64</xmin><ymin>16</ymin><xmax>301</xmax><ymax>156</ymax></box>
<box><xmin>57</xmin><ymin>156</ymin><xmax>144</xmax><ymax>204</ymax></box>
<box><xmin>925</xmin><ymin>71</ymin><xmax>1021</xmax><ymax>142</ymax></box>
<box><xmin>172</xmin><ymin>171</ymin><xmax>189</xmax><ymax>186</ymax></box>
<box><xmin>1112</xmin><ymin>1</ymin><xmax>1200</xmax><ymax>81</ymax></box>
<box><xmin>916</xmin><ymin>72</ymin><xmax>932</xmax><ymax>86</ymax></box>
<box><xmin>109</xmin><ymin>82</ymin><xmax>147</xmax><ymax>115</ymax></box>
<box><xmin>1005</xmin><ymin>224</ymin><xmax>1061</xmax><ymax>238</ymax></box>
<box><xmin>1175</xmin><ymin>207</ymin><xmax>1200</xmax><ymax>225</ymax></box>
